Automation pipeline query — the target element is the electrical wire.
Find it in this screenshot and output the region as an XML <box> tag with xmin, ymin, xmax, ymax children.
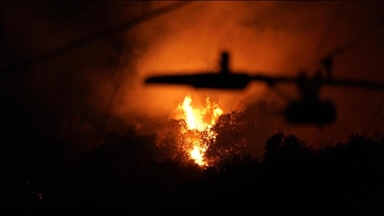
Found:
<box><xmin>270</xmin><ymin>85</ymin><xmax>295</xmax><ymax>102</ymax></box>
<box><xmin>364</xmin><ymin>99</ymin><xmax>384</xmax><ymax>135</ymax></box>
<box><xmin>307</xmin><ymin>1</ymin><xmax>343</xmax><ymax>73</ymax></box>
<box><xmin>327</xmin><ymin>16</ymin><xmax>384</xmax><ymax>58</ymax></box>
<box><xmin>3</xmin><ymin>1</ymin><xmax>193</xmax><ymax>73</ymax></box>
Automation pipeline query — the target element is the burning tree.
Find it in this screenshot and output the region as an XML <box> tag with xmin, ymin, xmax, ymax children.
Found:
<box><xmin>168</xmin><ymin>95</ymin><xmax>252</xmax><ymax>167</ymax></box>
<box><xmin>170</xmin><ymin>96</ymin><xmax>223</xmax><ymax>166</ymax></box>
<box><xmin>146</xmin><ymin>95</ymin><xmax>276</xmax><ymax>168</ymax></box>
<box><xmin>205</xmin><ymin>111</ymin><xmax>248</xmax><ymax>166</ymax></box>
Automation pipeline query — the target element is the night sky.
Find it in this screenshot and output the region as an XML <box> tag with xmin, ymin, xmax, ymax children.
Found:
<box><xmin>1</xmin><ymin>1</ymin><xmax>384</xmax><ymax>214</ymax></box>
<box><xmin>1</xmin><ymin>1</ymin><xmax>383</xmax><ymax>166</ymax></box>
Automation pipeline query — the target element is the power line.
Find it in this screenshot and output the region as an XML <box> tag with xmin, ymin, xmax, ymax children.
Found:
<box><xmin>100</xmin><ymin>1</ymin><xmax>194</xmax><ymax>137</ymax></box>
<box><xmin>327</xmin><ymin>16</ymin><xmax>384</xmax><ymax>58</ymax></box>
<box><xmin>364</xmin><ymin>99</ymin><xmax>384</xmax><ymax>135</ymax></box>
<box><xmin>308</xmin><ymin>1</ymin><xmax>343</xmax><ymax>73</ymax></box>
<box><xmin>270</xmin><ymin>85</ymin><xmax>295</xmax><ymax>102</ymax></box>
<box><xmin>3</xmin><ymin>1</ymin><xmax>193</xmax><ymax>74</ymax></box>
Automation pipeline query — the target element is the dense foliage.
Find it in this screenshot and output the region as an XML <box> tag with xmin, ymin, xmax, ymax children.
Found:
<box><xmin>1</xmin><ymin>116</ymin><xmax>383</xmax><ymax>214</ymax></box>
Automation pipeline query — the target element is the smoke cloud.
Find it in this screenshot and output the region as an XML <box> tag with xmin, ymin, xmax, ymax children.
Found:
<box><xmin>1</xmin><ymin>1</ymin><xmax>383</xmax><ymax>159</ymax></box>
<box><xmin>116</xmin><ymin>1</ymin><xmax>384</xmax><ymax>144</ymax></box>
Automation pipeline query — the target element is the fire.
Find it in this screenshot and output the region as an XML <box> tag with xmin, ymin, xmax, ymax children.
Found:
<box><xmin>190</xmin><ymin>146</ymin><xmax>206</xmax><ymax>166</ymax></box>
<box><xmin>175</xmin><ymin>96</ymin><xmax>223</xmax><ymax>166</ymax></box>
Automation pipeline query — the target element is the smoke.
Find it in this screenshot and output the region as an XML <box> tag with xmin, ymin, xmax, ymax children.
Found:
<box><xmin>116</xmin><ymin>1</ymin><xmax>383</xmax><ymax>143</ymax></box>
<box><xmin>1</xmin><ymin>1</ymin><xmax>383</xmax><ymax>159</ymax></box>
<box><xmin>114</xmin><ymin>1</ymin><xmax>355</xmax><ymax>117</ymax></box>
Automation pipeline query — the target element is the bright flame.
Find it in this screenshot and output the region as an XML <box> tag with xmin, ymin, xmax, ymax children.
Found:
<box><xmin>175</xmin><ymin>96</ymin><xmax>223</xmax><ymax>166</ymax></box>
<box><xmin>190</xmin><ymin>146</ymin><xmax>206</xmax><ymax>166</ymax></box>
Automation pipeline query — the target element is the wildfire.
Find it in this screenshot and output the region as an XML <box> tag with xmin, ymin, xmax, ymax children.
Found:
<box><xmin>175</xmin><ymin>96</ymin><xmax>223</xmax><ymax>166</ymax></box>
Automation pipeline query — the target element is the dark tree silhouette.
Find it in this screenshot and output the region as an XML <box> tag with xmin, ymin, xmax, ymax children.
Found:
<box><xmin>263</xmin><ymin>131</ymin><xmax>309</xmax><ymax>165</ymax></box>
<box><xmin>2</xmin><ymin>109</ymin><xmax>383</xmax><ymax>216</ymax></box>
